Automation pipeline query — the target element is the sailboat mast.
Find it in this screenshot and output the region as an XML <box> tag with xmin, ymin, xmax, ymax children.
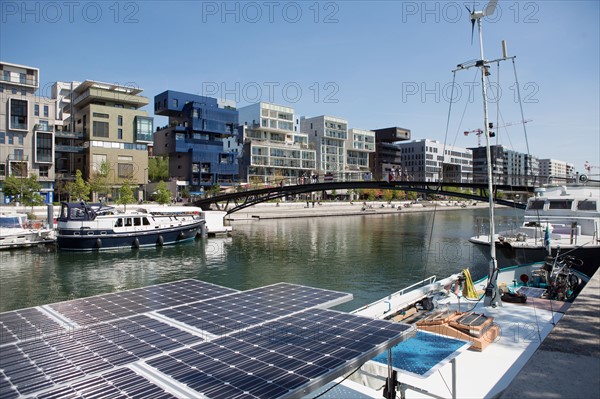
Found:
<box><xmin>477</xmin><ymin>18</ymin><xmax>502</xmax><ymax>308</ymax></box>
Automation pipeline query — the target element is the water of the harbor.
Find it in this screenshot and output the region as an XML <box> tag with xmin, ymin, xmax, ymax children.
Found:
<box><xmin>0</xmin><ymin>207</ymin><xmax>523</xmax><ymax>313</ymax></box>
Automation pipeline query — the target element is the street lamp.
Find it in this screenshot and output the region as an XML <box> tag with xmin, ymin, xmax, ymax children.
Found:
<box><xmin>143</xmin><ymin>167</ymin><xmax>148</xmax><ymax>203</ymax></box>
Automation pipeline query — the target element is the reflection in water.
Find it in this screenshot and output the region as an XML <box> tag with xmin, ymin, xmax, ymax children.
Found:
<box><xmin>0</xmin><ymin>208</ymin><xmax>522</xmax><ymax>312</ymax></box>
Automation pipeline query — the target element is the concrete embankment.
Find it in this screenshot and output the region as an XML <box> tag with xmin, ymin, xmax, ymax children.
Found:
<box><xmin>225</xmin><ymin>201</ymin><xmax>484</xmax><ymax>221</ymax></box>
<box><xmin>501</xmin><ymin>267</ymin><xmax>600</xmax><ymax>399</ymax></box>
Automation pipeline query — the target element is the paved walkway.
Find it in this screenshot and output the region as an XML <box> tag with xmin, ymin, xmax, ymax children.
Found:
<box><xmin>501</xmin><ymin>266</ymin><xmax>600</xmax><ymax>399</ymax></box>
<box><xmin>225</xmin><ymin>201</ymin><xmax>480</xmax><ymax>220</ymax></box>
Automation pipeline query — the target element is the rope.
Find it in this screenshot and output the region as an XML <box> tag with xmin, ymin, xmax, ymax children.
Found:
<box><xmin>462</xmin><ymin>269</ymin><xmax>479</xmax><ymax>299</ymax></box>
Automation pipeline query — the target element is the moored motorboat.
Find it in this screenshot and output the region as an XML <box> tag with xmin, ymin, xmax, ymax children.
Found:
<box><xmin>0</xmin><ymin>213</ymin><xmax>55</xmax><ymax>250</ymax></box>
<box><xmin>470</xmin><ymin>183</ymin><xmax>600</xmax><ymax>276</ymax></box>
<box><xmin>56</xmin><ymin>202</ymin><xmax>205</xmax><ymax>251</ymax></box>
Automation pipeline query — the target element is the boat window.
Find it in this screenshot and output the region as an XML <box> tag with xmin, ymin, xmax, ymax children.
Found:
<box><xmin>134</xmin><ymin>218</ymin><xmax>141</xmax><ymax>226</ymax></box>
<box><xmin>115</xmin><ymin>218</ymin><xmax>123</xmax><ymax>227</ymax></box>
<box><xmin>70</xmin><ymin>208</ymin><xmax>86</xmax><ymax>219</ymax></box>
<box><xmin>142</xmin><ymin>217</ymin><xmax>151</xmax><ymax>226</ymax></box>
<box><xmin>548</xmin><ymin>200</ymin><xmax>573</xmax><ymax>210</ymax></box>
<box><xmin>527</xmin><ymin>200</ymin><xmax>545</xmax><ymax>210</ymax></box>
<box><xmin>577</xmin><ymin>200</ymin><xmax>597</xmax><ymax>211</ymax></box>
<box><xmin>125</xmin><ymin>218</ymin><xmax>133</xmax><ymax>227</ymax></box>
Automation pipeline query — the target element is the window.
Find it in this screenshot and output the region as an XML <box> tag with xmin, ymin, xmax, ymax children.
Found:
<box><xmin>118</xmin><ymin>163</ymin><xmax>133</xmax><ymax>178</ymax></box>
<box><xmin>39</xmin><ymin>165</ymin><xmax>50</xmax><ymax>177</ymax></box>
<box><xmin>134</xmin><ymin>218</ymin><xmax>141</xmax><ymax>226</ymax></box>
<box><xmin>0</xmin><ymin>132</ymin><xmax>4</xmax><ymax>144</ymax></box>
<box><xmin>118</xmin><ymin>115</ymin><xmax>123</xmax><ymax>126</ymax></box>
<box><xmin>92</xmin><ymin>154</ymin><xmax>107</xmax><ymax>171</ymax></box>
<box><xmin>142</xmin><ymin>217</ymin><xmax>150</xmax><ymax>226</ymax></box>
<box><xmin>35</xmin><ymin>132</ymin><xmax>53</xmax><ymax>163</ymax></box>
<box><xmin>14</xmin><ymin>149</ymin><xmax>24</xmax><ymax>161</ymax></box>
<box><xmin>43</xmin><ymin>105</ymin><xmax>49</xmax><ymax>117</ymax></box>
<box><xmin>0</xmin><ymin>164</ymin><xmax>5</xmax><ymax>176</ymax></box>
<box><xmin>118</xmin><ymin>128</ymin><xmax>123</xmax><ymax>139</ymax></box>
<box><xmin>9</xmin><ymin>98</ymin><xmax>28</xmax><ymax>130</ymax></box>
<box><xmin>93</xmin><ymin>112</ymin><xmax>109</xmax><ymax>118</ymax></box>
<box><xmin>549</xmin><ymin>200</ymin><xmax>573</xmax><ymax>210</ymax></box>
<box><xmin>19</xmin><ymin>73</ymin><xmax>26</xmax><ymax>84</ymax></box>
<box><xmin>37</xmin><ymin>120</ymin><xmax>49</xmax><ymax>131</ymax></box>
<box><xmin>114</xmin><ymin>104</ymin><xmax>124</xmax><ymax>108</ymax></box>
<box><xmin>577</xmin><ymin>200</ymin><xmax>596</xmax><ymax>211</ymax></box>
<box><xmin>135</xmin><ymin>116</ymin><xmax>153</xmax><ymax>142</ymax></box>
<box><xmin>172</xmin><ymin>99</ymin><xmax>178</xmax><ymax>108</ymax></box>
<box><xmin>34</xmin><ymin>104</ymin><xmax>39</xmax><ymax>116</ymax></box>
<box><xmin>93</xmin><ymin>121</ymin><xmax>109</xmax><ymax>137</ymax></box>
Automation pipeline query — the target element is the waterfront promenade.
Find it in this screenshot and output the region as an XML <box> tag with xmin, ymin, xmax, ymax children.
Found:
<box><xmin>225</xmin><ymin>200</ymin><xmax>484</xmax><ymax>221</ymax></box>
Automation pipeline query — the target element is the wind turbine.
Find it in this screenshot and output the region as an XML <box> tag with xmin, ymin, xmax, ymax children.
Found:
<box><xmin>466</xmin><ymin>0</ymin><xmax>498</xmax><ymax>45</ymax></box>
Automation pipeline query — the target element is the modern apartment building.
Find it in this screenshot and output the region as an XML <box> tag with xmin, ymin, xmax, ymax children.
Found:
<box><xmin>471</xmin><ymin>145</ymin><xmax>539</xmax><ymax>186</ymax></box>
<box><xmin>153</xmin><ymin>91</ymin><xmax>239</xmax><ymax>193</ymax></box>
<box><xmin>238</xmin><ymin>102</ymin><xmax>315</xmax><ymax>185</ymax></box>
<box><xmin>370</xmin><ymin>127</ymin><xmax>411</xmax><ymax>180</ymax></box>
<box><xmin>345</xmin><ymin>128</ymin><xmax>375</xmax><ymax>181</ymax></box>
<box><xmin>470</xmin><ymin>145</ymin><xmax>507</xmax><ymax>184</ymax></box>
<box><xmin>504</xmin><ymin>149</ymin><xmax>539</xmax><ymax>186</ymax></box>
<box><xmin>0</xmin><ymin>61</ymin><xmax>57</xmax><ymax>203</ymax></box>
<box><xmin>539</xmin><ymin>158</ymin><xmax>574</xmax><ymax>184</ymax></box>
<box><xmin>300</xmin><ymin>115</ymin><xmax>348</xmax><ymax>178</ymax></box>
<box><xmin>396</xmin><ymin>139</ymin><xmax>473</xmax><ymax>183</ymax></box>
<box><xmin>63</xmin><ymin>80</ymin><xmax>153</xmax><ymax>201</ymax></box>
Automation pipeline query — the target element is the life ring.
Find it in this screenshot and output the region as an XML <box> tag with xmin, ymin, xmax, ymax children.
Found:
<box><xmin>157</xmin><ymin>235</ymin><xmax>164</xmax><ymax>246</ymax></box>
<box><xmin>133</xmin><ymin>238</ymin><xmax>140</xmax><ymax>249</ymax></box>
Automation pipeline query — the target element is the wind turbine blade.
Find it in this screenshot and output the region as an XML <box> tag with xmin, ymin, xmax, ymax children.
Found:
<box><xmin>471</xmin><ymin>19</ymin><xmax>475</xmax><ymax>45</ymax></box>
<box><xmin>484</xmin><ymin>0</ymin><xmax>498</xmax><ymax>16</ymax></box>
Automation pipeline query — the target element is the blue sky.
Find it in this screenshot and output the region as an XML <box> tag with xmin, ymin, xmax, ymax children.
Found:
<box><xmin>1</xmin><ymin>1</ymin><xmax>598</xmax><ymax>172</ymax></box>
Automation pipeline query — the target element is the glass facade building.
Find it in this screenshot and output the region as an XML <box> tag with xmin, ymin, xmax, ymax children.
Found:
<box><xmin>153</xmin><ymin>91</ymin><xmax>240</xmax><ymax>190</ymax></box>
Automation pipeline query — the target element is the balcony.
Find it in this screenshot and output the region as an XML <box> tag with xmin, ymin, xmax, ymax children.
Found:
<box><xmin>55</xmin><ymin>144</ymin><xmax>85</xmax><ymax>153</ymax></box>
<box><xmin>0</xmin><ymin>74</ymin><xmax>38</xmax><ymax>89</ymax></box>
<box><xmin>55</xmin><ymin>130</ymin><xmax>84</xmax><ymax>139</ymax></box>
<box><xmin>73</xmin><ymin>87</ymin><xmax>149</xmax><ymax>108</ymax></box>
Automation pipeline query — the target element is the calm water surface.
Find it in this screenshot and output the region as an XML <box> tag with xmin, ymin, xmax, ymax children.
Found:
<box><xmin>0</xmin><ymin>207</ymin><xmax>523</xmax><ymax>313</ymax></box>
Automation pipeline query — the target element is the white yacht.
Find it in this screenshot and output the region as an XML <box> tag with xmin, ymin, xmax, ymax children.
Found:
<box><xmin>0</xmin><ymin>212</ymin><xmax>54</xmax><ymax>250</ymax></box>
<box><xmin>470</xmin><ymin>183</ymin><xmax>600</xmax><ymax>276</ymax></box>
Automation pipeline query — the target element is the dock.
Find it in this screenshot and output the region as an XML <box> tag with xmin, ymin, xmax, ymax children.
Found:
<box><xmin>501</xmin><ymin>266</ymin><xmax>600</xmax><ymax>399</ymax></box>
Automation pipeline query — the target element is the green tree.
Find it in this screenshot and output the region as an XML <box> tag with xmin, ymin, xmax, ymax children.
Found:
<box><xmin>383</xmin><ymin>189</ymin><xmax>394</xmax><ymax>202</ymax></box>
<box><xmin>89</xmin><ymin>161</ymin><xmax>111</xmax><ymax>202</ymax></box>
<box><xmin>67</xmin><ymin>170</ymin><xmax>90</xmax><ymax>202</ymax></box>
<box><xmin>3</xmin><ymin>174</ymin><xmax>44</xmax><ymax>206</ymax></box>
<box><xmin>155</xmin><ymin>180</ymin><xmax>172</xmax><ymax>205</ymax></box>
<box><xmin>148</xmin><ymin>156</ymin><xmax>169</xmax><ymax>182</ymax></box>
<box><xmin>406</xmin><ymin>191</ymin><xmax>418</xmax><ymax>201</ymax></box>
<box><xmin>117</xmin><ymin>180</ymin><xmax>136</xmax><ymax>210</ymax></box>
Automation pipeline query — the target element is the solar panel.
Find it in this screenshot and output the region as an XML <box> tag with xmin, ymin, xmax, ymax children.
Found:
<box><xmin>46</xmin><ymin>279</ymin><xmax>237</xmax><ymax>327</ymax></box>
<box><xmin>0</xmin><ymin>279</ymin><xmax>415</xmax><ymax>398</ymax></box>
<box><xmin>156</xmin><ymin>283</ymin><xmax>352</xmax><ymax>338</ymax></box>
<box><xmin>0</xmin><ymin>308</ymin><xmax>64</xmax><ymax>345</ymax></box>
<box><xmin>146</xmin><ymin>308</ymin><xmax>414</xmax><ymax>398</ymax></box>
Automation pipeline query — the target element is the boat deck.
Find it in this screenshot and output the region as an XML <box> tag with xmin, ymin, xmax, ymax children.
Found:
<box><xmin>501</xmin><ymin>266</ymin><xmax>600</xmax><ymax>399</ymax></box>
<box><xmin>350</xmin><ymin>282</ymin><xmax>578</xmax><ymax>398</ymax></box>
